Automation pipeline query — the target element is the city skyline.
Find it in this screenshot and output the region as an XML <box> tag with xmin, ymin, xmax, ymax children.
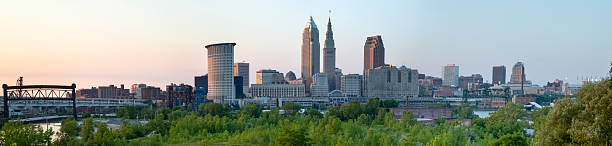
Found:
<box><xmin>1</xmin><ymin>0</ymin><xmax>611</xmax><ymax>89</ymax></box>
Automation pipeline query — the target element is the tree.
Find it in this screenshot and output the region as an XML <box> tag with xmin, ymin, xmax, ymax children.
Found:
<box><xmin>364</xmin><ymin>98</ymin><xmax>381</xmax><ymax>116</ymax></box>
<box><xmin>93</xmin><ymin>123</ymin><xmax>115</xmax><ymax>145</ymax></box>
<box><xmin>381</xmin><ymin>99</ymin><xmax>399</xmax><ymax>108</ymax></box>
<box><xmin>198</xmin><ymin>102</ymin><xmax>229</xmax><ymax>117</ymax></box>
<box><xmin>60</xmin><ymin>117</ymin><xmax>79</xmax><ymax>136</ymax></box>
<box><xmin>0</xmin><ymin>122</ymin><xmax>53</xmax><ymax>146</ymax></box>
<box><xmin>81</xmin><ymin>117</ymin><xmax>95</xmax><ymax>143</ymax></box>
<box><xmin>340</xmin><ymin>101</ymin><xmax>363</xmax><ymax>120</ymax></box>
<box><xmin>281</xmin><ymin>102</ymin><xmax>301</xmax><ymax>115</ymax></box>
<box><xmin>304</xmin><ymin>108</ymin><xmax>323</xmax><ymax>118</ymax></box>
<box><xmin>492</xmin><ymin>132</ymin><xmax>528</xmax><ymax>146</ymax></box>
<box><xmin>536</xmin><ymin>76</ymin><xmax>612</xmax><ymax>145</ymax></box>
<box><xmin>275</xmin><ymin>121</ymin><xmax>306</xmax><ymax>146</ymax></box>
<box><xmin>238</xmin><ymin>103</ymin><xmax>262</xmax><ymax>118</ymax></box>
<box><xmin>453</xmin><ymin>103</ymin><xmax>475</xmax><ymax>119</ymax></box>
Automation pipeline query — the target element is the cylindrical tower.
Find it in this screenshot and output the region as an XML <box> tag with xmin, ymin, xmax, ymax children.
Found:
<box><xmin>205</xmin><ymin>43</ymin><xmax>235</xmax><ymax>104</ymax></box>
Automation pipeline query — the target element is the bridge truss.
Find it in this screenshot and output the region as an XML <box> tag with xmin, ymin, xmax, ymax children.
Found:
<box><xmin>2</xmin><ymin>84</ymin><xmax>77</xmax><ymax>120</ymax></box>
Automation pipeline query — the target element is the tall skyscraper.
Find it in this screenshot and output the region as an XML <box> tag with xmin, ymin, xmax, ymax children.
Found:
<box><xmin>301</xmin><ymin>16</ymin><xmax>320</xmax><ymax>96</ymax></box>
<box><xmin>442</xmin><ymin>64</ymin><xmax>459</xmax><ymax>87</ymax></box>
<box><xmin>492</xmin><ymin>65</ymin><xmax>506</xmax><ymax>85</ymax></box>
<box><xmin>363</xmin><ymin>35</ymin><xmax>385</xmax><ymax>74</ymax></box>
<box><xmin>323</xmin><ymin>17</ymin><xmax>337</xmax><ymax>92</ymax></box>
<box><xmin>205</xmin><ymin>43</ymin><xmax>235</xmax><ymax>104</ymax></box>
<box><xmin>509</xmin><ymin>62</ymin><xmax>526</xmax><ymax>84</ymax></box>
<box><xmin>234</xmin><ymin>62</ymin><xmax>249</xmax><ymax>95</ymax></box>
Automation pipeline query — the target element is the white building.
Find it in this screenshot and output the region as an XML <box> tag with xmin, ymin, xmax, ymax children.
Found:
<box><xmin>250</xmin><ymin>84</ymin><xmax>305</xmax><ymax>97</ymax></box>
<box><xmin>341</xmin><ymin>74</ymin><xmax>362</xmax><ymax>97</ymax></box>
<box><xmin>442</xmin><ymin>64</ymin><xmax>459</xmax><ymax>87</ymax></box>
<box><xmin>311</xmin><ymin>73</ymin><xmax>329</xmax><ymax>97</ymax></box>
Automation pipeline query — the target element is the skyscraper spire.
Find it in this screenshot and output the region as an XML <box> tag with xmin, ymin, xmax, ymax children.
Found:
<box><xmin>302</xmin><ymin>16</ymin><xmax>320</xmax><ymax>96</ymax></box>
<box><xmin>323</xmin><ymin>15</ymin><xmax>337</xmax><ymax>91</ymax></box>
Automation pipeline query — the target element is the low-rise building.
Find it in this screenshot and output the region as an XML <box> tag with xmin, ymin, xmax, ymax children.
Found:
<box><xmin>251</xmin><ymin>84</ymin><xmax>306</xmax><ymax>97</ymax></box>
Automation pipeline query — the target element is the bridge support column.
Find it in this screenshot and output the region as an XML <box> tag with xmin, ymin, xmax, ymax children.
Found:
<box><xmin>72</xmin><ymin>83</ymin><xmax>77</xmax><ymax>120</ymax></box>
<box><xmin>3</xmin><ymin>84</ymin><xmax>8</xmax><ymax>119</ymax></box>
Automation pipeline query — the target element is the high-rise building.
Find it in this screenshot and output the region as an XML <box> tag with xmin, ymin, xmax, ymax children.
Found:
<box><xmin>234</xmin><ymin>76</ymin><xmax>246</xmax><ymax>99</ymax></box>
<box><xmin>341</xmin><ymin>74</ymin><xmax>362</xmax><ymax>97</ymax></box>
<box><xmin>234</xmin><ymin>62</ymin><xmax>249</xmax><ymax>95</ymax></box>
<box><xmin>194</xmin><ymin>75</ymin><xmax>208</xmax><ymax>106</ymax></box>
<box><xmin>205</xmin><ymin>43</ymin><xmax>235</xmax><ymax>104</ymax></box>
<box><xmin>256</xmin><ymin>69</ymin><xmax>286</xmax><ymax>84</ymax></box>
<box><xmin>311</xmin><ymin>73</ymin><xmax>329</xmax><ymax>97</ymax></box>
<box><xmin>492</xmin><ymin>65</ymin><xmax>506</xmax><ymax>85</ymax></box>
<box><xmin>458</xmin><ymin>74</ymin><xmax>483</xmax><ymax>89</ymax></box>
<box><xmin>442</xmin><ymin>64</ymin><xmax>459</xmax><ymax>87</ymax></box>
<box><xmin>509</xmin><ymin>62</ymin><xmax>526</xmax><ymax>84</ymax></box>
<box><xmin>363</xmin><ymin>65</ymin><xmax>419</xmax><ymax>98</ymax></box>
<box><xmin>323</xmin><ymin>17</ymin><xmax>337</xmax><ymax>91</ymax></box>
<box><xmin>334</xmin><ymin>68</ymin><xmax>343</xmax><ymax>91</ymax></box>
<box><xmin>363</xmin><ymin>35</ymin><xmax>385</xmax><ymax>74</ymax></box>
<box><xmin>301</xmin><ymin>16</ymin><xmax>320</xmax><ymax>96</ymax></box>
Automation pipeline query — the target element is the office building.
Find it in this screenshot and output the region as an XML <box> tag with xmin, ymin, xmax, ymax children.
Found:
<box><xmin>257</xmin><ymin>69</ymin><xmax>286</xmax><ymax>84</ymax></box>
<box><xmin>492</xmin><ymin>65</ymin><xmax>506</xmax><ymax>85</ymax></box>
<box><xmin>250</xmin><ymin>84</ymin><xmax>306</xmax><ymax>97</ymax></box>
<box><xmin>323</xmin><ymin>17</ymin><xmax>337</xmax><ymax>91</ymax></box>
<box><xmin>234</xmin><ymin>62</ymin><xmax>249</xmax><ymax>95</ymax></box>
<box><xmin>166</xmin><ymin>83</ymin><xmax>194</xmax><ymax>108</ymax></box>
<box><xmin>76</xmin><ymin>87</ymin><xmax>98</xmax><ymax>98</ymax></box>
<box><xmin>205</xmin><ymin>43</ymin><xmax>235</xmax><ymax>104</ymax></box>
<box><xmin>334</xmin><ymin>68</ymin><xmax>343</xmax><ymax>91</ymax></box>
<box><xmin>98</xmin><ymin>84</ymin><xmax>129</xmax><ymax>99</ymax></box>
<box><xmin>363</xmin><ymin>35</ymin><xmax>385</xmax><ymax>74</ymax></box>
<box><xmin>442</xmin><ymin>64</ymin><xmax>459</xmax><ymax>87</ymax></box>
<box><xmin>301</xmin><ymin>16</ymin><xmax>320</xmax><ymax>95</ymax></box>
<box><xmin>509</xmin><ymin>62</ymin><xmax>526</xmax><ymax>84</ymax></box>
<box><xmin>458</xmin><ymin>74</ymin><xmax>484</xmax><ymax>90</ymax></box>
<box><xmin>234</xmin><ymin>76</ymin><xmax>246</xmax><ymax>99</ymax></box>
<box><xmin>311</xmin><ymin>73</ymin><xmax>329</xmax><ymax>97</ymax></box>
<box><xmin>341</xmin><ymin>74</ymin><xmax>362</xmax><ymax>97</ymax></box>
<box><xmin>363</xmin><ymin>65</ymin><xmax>419</xmax><ymax>98</ymax></box>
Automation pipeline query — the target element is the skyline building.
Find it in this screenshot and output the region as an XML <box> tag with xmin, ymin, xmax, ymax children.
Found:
<box><xmin>285</xmin><ymin>71</ymin><xmax>297</xmax><ymax>81</ymax></box>
<box><xmin>234</xmin><ymin>62</ymin><xmax>249</xmax><ymax>95</ymax></box>
<box><xmin>341</xmin><ymin>74</ymin><xmax>362</xmax><ymax>97</ymax></box>
<box><xmin>311</xmin><ymin>73</ymin><xmax>329</xmax><ymax>97</ymax></box>
<box><xmin>301</xmin><ymin>16</ymin><xmax>320</xmax><ymax>96</ymax></box>
<box><xmin>509</xmin><ymin>62</ymin><xmax>526</xmax><ymax>84</ymax></box>
<box><xmin>458</xmin><ymin>74</ymin><xmax>484</xmax><ymax>89</ymax></box>
<box><xmin>256</xmin><ymin>69</ymin><xmax>286</xmax><ymax>84</ymax></box>
<box><xmin>323</xmin><ymin>17</ymin><xmax>337</xmax><ymax>92</ymax></box>
<box><xmin>363</xmin><ymin>65</ymin><xmax>419</xmax><ymax>98</ymax></box>
<box><xmin>205</xmin><ymin>43</ymin><xmax>235</xmax><ymax>104</ymax></box>
<box><xmin>363</xmin><ymin>35</ymin><xmax>385</xmax><ymax>75</ymax></box>
<box><xmin>442</xmin><ymin>64</ymin><xmax>459</xmax><ymax>87</ymax></box>
<box><xmin>492</xmin><ymin>65</ymin><xmax>506</xmax><ymax>85</ymax></box>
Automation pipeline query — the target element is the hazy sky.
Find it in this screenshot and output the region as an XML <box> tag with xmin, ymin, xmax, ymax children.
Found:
<box><xmin>1</xmin><ymin>0</ymin><xmax>611</xmax><ymax>90</ymax></box>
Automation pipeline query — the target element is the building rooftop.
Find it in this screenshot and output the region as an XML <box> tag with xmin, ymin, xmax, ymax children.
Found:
<box><xmin>205</xmin><ymin>42</ymin><xmax>236</xmax><ymax>48</ymax></box>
